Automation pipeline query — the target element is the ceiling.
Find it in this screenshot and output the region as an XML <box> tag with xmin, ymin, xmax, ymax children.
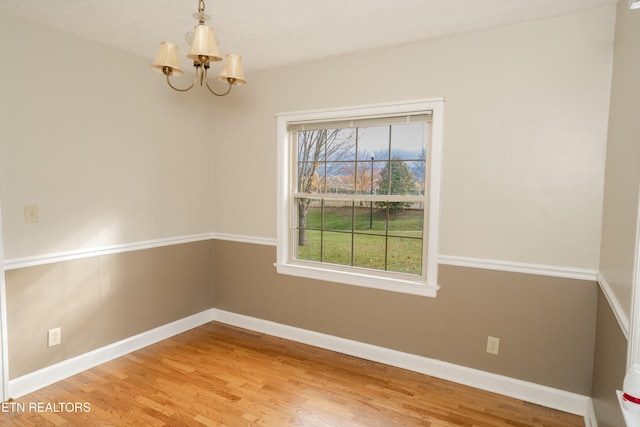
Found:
<box><xmin>0</xmin><ymin>0</ymin><xmax>618</xmax><ymax>73</ymax></box>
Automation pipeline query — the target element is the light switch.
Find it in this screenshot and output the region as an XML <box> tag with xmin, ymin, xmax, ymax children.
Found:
<box><xmin>24</xmin><ymin>205</ymin><xmax>39</xmax><ymax>223</ymax></box>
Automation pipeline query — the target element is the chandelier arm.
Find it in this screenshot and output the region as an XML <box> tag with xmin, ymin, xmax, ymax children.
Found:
<box><xmin>203</xmin><ymin>67</ymin><xmax>234</xmax><ymax>97</ymax></box>
<box><xmin>204</xmin><ymin>78</ymin><xmax>233</xmax><ymax>97</ymax></box>
<box><xmin>165</xmin><ymin>70</ymin><xmax>199</xmax><ymax>92</ymax></box>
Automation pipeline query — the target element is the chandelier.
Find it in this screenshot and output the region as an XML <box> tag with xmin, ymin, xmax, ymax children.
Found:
<box><xmin>151</xmin><ymin>0</ymin><xmax>247</xmax><ymax>96</ymax></box>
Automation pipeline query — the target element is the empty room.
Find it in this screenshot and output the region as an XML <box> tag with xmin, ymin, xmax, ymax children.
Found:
<box><xmin>0</xmin><ymin>0</ymin><xmax>638</xmax><ymax>425</ymax></box>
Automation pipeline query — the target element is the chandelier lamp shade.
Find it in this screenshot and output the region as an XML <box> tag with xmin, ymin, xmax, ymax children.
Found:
<box><xmin>151</xmin><ymin>0</ymin><xmax>247</xmax><ymax>96</ymax></box>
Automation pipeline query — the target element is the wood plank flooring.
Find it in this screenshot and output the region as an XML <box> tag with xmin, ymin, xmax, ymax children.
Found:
<box><xmin>3</xmin><ymin>322</ymin><xmax>584</xmax><ymax>426</ymax></box>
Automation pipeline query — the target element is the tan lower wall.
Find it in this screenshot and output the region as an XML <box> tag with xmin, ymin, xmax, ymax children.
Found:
<box><xmin>213</xmin><ymin>240</ymin><xmax>597</xmax><ymax>395</ymax></box>
<box><xmin>5</xmin><ymin>240</ymin><xmax>214</xmax><ymax>379</ymax></box>
<box><xmin>5</xmin><ymin>237</ymin><xmax>601</xmax><ymax>396</ymax></box>
<box><xmin>591</xmin><ymin>287</ymin><xmax>627</xmax><ymax>426</ymax></box>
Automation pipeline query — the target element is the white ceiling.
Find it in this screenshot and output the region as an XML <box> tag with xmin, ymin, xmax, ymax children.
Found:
<box><xmin>0</xmin><ymin>0</ymin><xmax>618</xmax><ymax>73</ymax></box>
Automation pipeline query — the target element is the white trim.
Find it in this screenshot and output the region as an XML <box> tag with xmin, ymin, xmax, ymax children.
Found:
<box><xmin>427</xmin><ymin>101</ymin><xmax>444</xmax><ymax>287</ymax></box>
<box><xmin>597</xmin><ymin>271</ymin><xmax>630</xmax><ymax>340</ymax></box>
<box><xmin>4</xmin><ymin>233</ymin><xmax>215</xmax><ymax>270</ymax></box>
<box><xmin>3</xmin><ymin>231</ymin><xmax>606</xmax><ymax>282</ymax></box>
<box><xmin>8</xmin><ymin>309</ymin><xmax>216</xmax><ymax>399</ymax></box>
<box><xmin>275</xmin><ymin>99</ymin><xmax>444</xmax><ymax>297</ymax></box>
<box><xmin>628</xmin><ymin>189</ymin><xmax>640</xmax><ymax>367</ymax></box>
<box><xmin>275</xmin><ymin>98</ymin><xmax>446</xmax><ymax>119</ymax></box>
<box><xmin>438</xmin><ymin>254</ymin><xmax>598</xmax><ymax>281</ymax></box>
<box><xmin>0</xmin><ymin>202</ymin><xmax>8</xmax><ymax>400</ymax></box>
<box><xmin>212</xmin><ymin>309</ymin><xmax>591</xmax><ymax>417</ymax></box>
<box><xmin>585</xmin><ymin>397</ymin><xmax>599</xmax><ymax>427</ymax></box>
<box><xmin>275</xmin><ymin>262</ymin><xmax>439</xmax><ymax>297</ymax></box>
<box><xmin>211</xmin><ymin>233</ymin><xmax>277</xmax><ymax>247</ymax></box>
<box><xmin>210</xmin><ymin>235</ymin><xmax>602</xmax><ymax>285</ymax></box>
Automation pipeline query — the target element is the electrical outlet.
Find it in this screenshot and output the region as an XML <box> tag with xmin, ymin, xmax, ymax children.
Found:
<box><xmin>486</xmin><ymin>336</ymin><xmax>500</xmax><ymax>355</ymax></box>
<box><xmin>48</xmin><ymin>327</ymin><xmax>61</xmax><ymax>347</ymax></box>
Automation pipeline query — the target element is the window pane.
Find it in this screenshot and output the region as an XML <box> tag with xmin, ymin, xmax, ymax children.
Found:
<box><xmin>378</xmin><ymin>160</ymin><xmax>421</xmax><ymax>196</ymax></box>
<box><xmin>355</xmin><ymin>160</ymin><xmax>384</xmax><ymax>195</ymax></box>
<box><xmin>357</xmin><ymin>126</ymin><xmax>390</xmax><ymax>162</ymax></box>
<box><xmin>326</xmin><ymin>128</ymin><xmax>356</xmax><ymax>161</ymax></box>
<box><xmin>296</xmin><ymin>229</ymin><xmax>322</xmax><ymax>262</ymax></box>
<box><xmin>297</xmin><ymin>163</ymin><xmax>325</xmax><ymax>193</ymax></box>
<box><xmin>388</xmin><ymin>204</ymin><xmax>423</xmax><ymax>237</ymax></box>
<box><xmin>323</xmin><ymin>199</ymin><xmax>353</xmax><ymax>231</ymax></box>
<box><xmin>326</xmin><ymin>161</ymin><xmax>355</xmax><ymax>194</ymax></box>
<box><xmin>387</xmin><ymin>237</ymin><xmax>422</xmax><ymax>274</ymax></box>
<box><xmin>354</xmin><ymin>162</ymin><xmax>371</xmax><ymax>195</ymax></box>
<box><xmin>296</xmin><ymin>198</ymin><xmax>322</xmax><ymax>229</ymax></box>
<box><xmin>354</xmin><ymin>234</ymin><xmax>386</xmax><ymax>270</ymax></box>
<box><xmin>409</xmin><ymin>161</ymin><xmax>426</xmax><ymax>195</ymax></box>
<box><xmin>297</xmin><ymin>130</ymin><xmax>325</xmax><ymax>163</ymax></box>
<box><xmin>390</xmin><ymin>123</ymin><xmax>426</xmax><ymax>160</ymax></box>
<box><xmin>322</xmin><ymin>231</ymin><xmax>352</xmax><ymax>266</ymax></box>
<box><xmin>354</xmin><ymin>202</ymin><xmax>386</xmax><ymax>235</ymax></box>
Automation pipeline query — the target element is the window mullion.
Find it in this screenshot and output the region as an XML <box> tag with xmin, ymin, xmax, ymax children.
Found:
<box><xmin>386</xmin><ymin>125</ymin><xmax>392</xmax><ymax>194</ymax></box>
<box><xmin>294</xmin><ymin>192</ymin><xmax>422</xmax><ymax>203</ymax></box>
<box><xmin>320</xmin><ymin>198</ymin><xmax>325</xmax><ymax>262</ymax></box>
<box><xmin>384</xmin><ymin>204</ymin><xmax>389</xmax><ymax>271</ymax></box>
<box><xmin>351</xmin><ymin>200</ymin><xmax>355</xmax><ymax>267</ymax></box>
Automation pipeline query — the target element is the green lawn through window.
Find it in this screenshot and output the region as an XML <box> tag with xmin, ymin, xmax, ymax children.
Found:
<box><xmin>296</xmin><ymin>206</ymin><xmax>423</xmax><ymax>274</ymax></box>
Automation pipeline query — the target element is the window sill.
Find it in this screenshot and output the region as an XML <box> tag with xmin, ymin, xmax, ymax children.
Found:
<box><xmin>275</xmin><ymin>262</ymin><xmax>439</xmax><ymax>298</ymax></box>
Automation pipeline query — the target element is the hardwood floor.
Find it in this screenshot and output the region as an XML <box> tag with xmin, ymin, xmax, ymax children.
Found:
<box><xmin>3</xmin><ymin>322</ymin><xmax>583</xmax><ymax>426</ymax></box>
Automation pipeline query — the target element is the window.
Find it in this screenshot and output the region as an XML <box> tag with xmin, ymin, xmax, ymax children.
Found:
<box><xmin>276</xmin><ymin>99</ymin><xmax>443</xmax><ymax>297</ymax></box>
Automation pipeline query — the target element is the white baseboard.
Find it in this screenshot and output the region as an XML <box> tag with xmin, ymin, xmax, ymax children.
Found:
<box><xmin>212</xmin><ymin>309</ymin><xmax>592</xmax><ymax>418</ymax></box>
<box><xmin>8</xmin><ymin>307</ymin><xmax>594</xmax><ymax>423</ymax></box>
<box><xmin>585</xmin><ymin>397</ymin><xmax>599</xmax><ymax>427</ymax></box>
<box><xmin>8</xmin><ymin>309</ymin><xmax>216</xmax><ymax>399</ymax></box>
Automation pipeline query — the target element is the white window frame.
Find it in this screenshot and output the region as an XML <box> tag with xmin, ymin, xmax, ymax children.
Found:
<box><xmin>276</xmin><ymin>99</ymin><xmax>444</xmax><ymax>298</ymax></box>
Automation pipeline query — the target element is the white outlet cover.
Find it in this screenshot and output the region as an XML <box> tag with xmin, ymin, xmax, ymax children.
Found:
<box><xmin>48</xmin><ymin>327</ymin><xmax>61</xmax><ymax>347</ymax></box>
<box><xmin>487</xmin><ymin>336</ymin><xmax>500</xmax><ymax>355</ymax></box>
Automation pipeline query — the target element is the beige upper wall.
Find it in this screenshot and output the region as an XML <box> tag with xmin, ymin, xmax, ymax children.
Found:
<box><xmin>211</xmin><ymin>7</ymin><xmax>615</xmax><ymax>270</ymax></box>
<box><xmin>0</xmin><ymin>12</ymin><xmax>213</xmax><ymax>259</ymax></box>
<box><xmin>0</xmin><ymin>6</ymin><xmax>617</xmax><ymax>272</ymax></box>
<box><xmin>599</xmin><ymin>2</ymin><xmax>640</xmax><ymax>319</ymax></box>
